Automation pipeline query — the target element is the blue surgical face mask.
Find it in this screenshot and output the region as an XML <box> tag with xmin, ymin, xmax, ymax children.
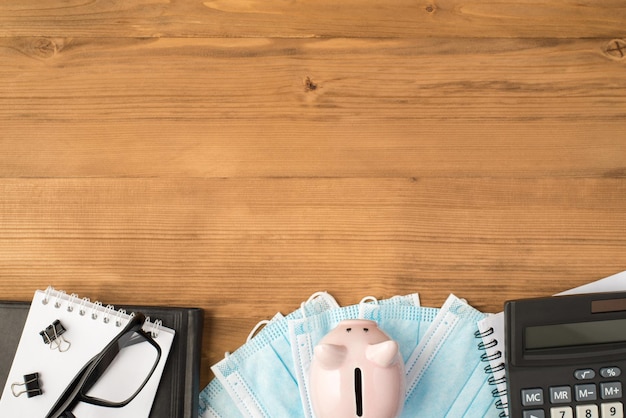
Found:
<box><xmin>402</xmin><ymin>294</ymin><xmax>499</xmax><ymax>417</ymax></box>
<box><xmin>369</xmin><ymin>301</ymin><xmax>439</xmax><ymax>363</ymax></box>
<box><xmin>209</xmin><ymin>292</ymin><xmax>338</xmax><ymax>417</ymax></box>
<box><xmin>198</xmin><ymin>378</ymin><xmax>245</xmax><ymax>418</ymax></box>
<box><xmin>289</xmin><ymin>294</ymin><xmax>438</xmax><ymax>418</ymax></box>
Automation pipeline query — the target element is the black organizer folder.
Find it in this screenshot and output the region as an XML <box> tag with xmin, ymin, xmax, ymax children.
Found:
<box><xmin>0</xmin><ymin>300</ymin><xmax>203</xmax><ymax>418</ymax></box>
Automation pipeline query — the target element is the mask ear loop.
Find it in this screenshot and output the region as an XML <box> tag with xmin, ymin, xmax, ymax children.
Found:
<box><xmin>223</xmin><ymin>291</ymin><xmax>331</xmax><ymax>359</ymax></box>
<box><xmin>306</xmin><ymin>291</ymin><xmax>329</xmax><ymax>303</ymax></box>
<box><xmin>302</xmin><ymin>291</ymin><xmax>331</xmax><ymax>316</ymax></box>
<box><xmin>246</xmin><ymin>319</ymin><xmax>270</xmax><ymax>342</ymax></box>
<box><xmin>300</xmin><ymin>301</ymin><xmax>308</xmax><ymax>319</ymax></box>
<box><xmin>358</xmin><ymin>296</ymin><xmax>378</xmax><ymax>319</ymax></box>
<box><xmin>223</xmin><ymin>317</ymin><xmax>272</xmax><ymax>359</ymax></box>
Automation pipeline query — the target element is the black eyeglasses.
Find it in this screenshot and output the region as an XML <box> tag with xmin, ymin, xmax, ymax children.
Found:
<box><xmin>46</xmin><ymin>312</ymin><xmax>162</xmax><ymax>418</ymax></box>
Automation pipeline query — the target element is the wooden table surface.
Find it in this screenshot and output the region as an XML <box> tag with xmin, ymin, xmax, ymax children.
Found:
<box><xmin>1</xmin><ymin>1</ymin><xmax>625</xmax><ymax>388</ymax></box>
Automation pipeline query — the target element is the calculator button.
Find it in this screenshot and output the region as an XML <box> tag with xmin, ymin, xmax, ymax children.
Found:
<box><xmin>551</xmin><ymin>406</ymin><xmax>573</xmax><ymax>418</ymax></box>
<box><xmin>576</xmin><ymin>384</ymin><xmax>598</xmax><ymax>401</ymax></box>
<box><xmin>601</xmin><ymin>368</ymin><xmax>622</xmax><ymax>379</ymax></box>
<box><xmin>601</xmin><ymin>382</ymin><xmax>622</xmax><ymax>400</ymax></box>
<box><xmin>524</xmin><ymin>410</ymin><xmax>545</xmax><ymax>418</ymax></box>
<box><xmin>600</xmin><ymin>402</ymin><xmax>623</xmax><ymax>418</ymax></box>
<box><xmin>523</xmin><ymin>388</ymin><xmax>545</xmax><ymax>406</ymax></box>
<box><xmin>576</xmin><ymin>369</ymin><xmax>597</xmax><ymax>380</ymax></box>
<box><xmin>576</xmin><ymin>404</ymin><xmax>599</xmax><ymax>418</ymax></box>
<box><xmin>551</xmin><ymin>386</ymin><xmax>572</xmax><ymax>404</ymax></box>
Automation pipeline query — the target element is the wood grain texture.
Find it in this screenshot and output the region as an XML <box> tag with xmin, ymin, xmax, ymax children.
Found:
<box><xmin>2</xmin><ymin>121</ymin><xmax>626</xmax><ymax>178</ymax></box>
<box><xmin>2</xmin><ymin>37</ymin><xmax>625</xmax><ymax>124</ymax></box>
<box><xmin>1</xmin><ymin>37</ymin><xmax>625</xmax><ymax>178</ymax></box>
<box><xmin>0</xmin><ymin>0</ymin><xmax>624</xmax><ymax>38</ymax></box>
<box><xmin>0</xmin><ymin>0</ymin><xmax>625</xmax><ymax>390</ymax></box>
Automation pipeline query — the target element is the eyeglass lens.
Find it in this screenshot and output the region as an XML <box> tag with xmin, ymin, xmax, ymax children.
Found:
<box><xmin>83</xmin><ymin>330</ymin><xmax>160</xmax><ymax>404</ymax></box>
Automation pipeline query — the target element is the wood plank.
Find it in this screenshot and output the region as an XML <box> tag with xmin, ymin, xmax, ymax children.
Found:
<box><xmin>1</xmin><ymin>120</ymin><xmax>625</xmax><ymax>178</ymax></box>
<box><xmin>0</xmin><ymin>0</ymin><xmax>624</xmax><ymax>38</ymax></box>
<box><xmin>2</xmin><ymin>37</ymin><xmax>624</xmax><ymax>123</ymax></box>
<box><xmin>1</xmin><ymin>37</ymin><xmax>625</xmax><ymax>178</ymax></box>
<box><xmin>1</xmin><ymin>177</ymin><xmax>625</xmax><ymax>382</ymax></box>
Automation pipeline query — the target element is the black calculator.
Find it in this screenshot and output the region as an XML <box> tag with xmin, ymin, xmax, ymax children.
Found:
<box><xmin>505</xmin><ymin>292</ymin><xmax>626</xmax><ymax>418</ymax></box>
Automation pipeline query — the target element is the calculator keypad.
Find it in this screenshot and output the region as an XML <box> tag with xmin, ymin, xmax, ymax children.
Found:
<box><xmin>519</xmin><ymin>366</ymin><xmax>623</xmax><ymax>418</ymax></box>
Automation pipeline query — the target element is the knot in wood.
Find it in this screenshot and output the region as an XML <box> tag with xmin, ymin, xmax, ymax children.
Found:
<box><xmin>33</xmin><ymin>38</ymin><xmax>57</xmax><ymax>59</ymax></box>
<box><xmin>304</xmin><ymin>76</ymin><xmax>318</xmax><ymax>92</ymax></box>
<box><xmin>606</xmin><ymin>39</ymin><xmax>626</xmax><ymax>59</ymax></box>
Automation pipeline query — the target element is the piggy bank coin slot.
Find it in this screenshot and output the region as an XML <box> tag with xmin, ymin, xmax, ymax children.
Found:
<box><xmin>355</xmin><ymin>367</ymin><xmax>363</xmax><ymax>416</ymax></box>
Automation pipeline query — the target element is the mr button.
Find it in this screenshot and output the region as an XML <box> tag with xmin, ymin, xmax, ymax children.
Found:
<box><xmin>550</xmin><ymin>386</ymin><xmax>572</xmax><ymax>404</ymax></box>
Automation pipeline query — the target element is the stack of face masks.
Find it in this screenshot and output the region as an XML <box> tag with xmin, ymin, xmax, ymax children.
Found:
<box><xmin>198</xmin><ymin>292</ymin><xmax>502</xmax><ymax>418</ymax></box>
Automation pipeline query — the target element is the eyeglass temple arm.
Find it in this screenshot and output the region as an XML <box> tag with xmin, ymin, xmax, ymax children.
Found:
<box><xmin>45</xmin><ymin>313</ymin><xmax>146</xmax><ymax>418</ymax></box>
<box><xmin>45</xmin><ymin>354</ymin><xmax>99</xmax><ymax>418</ymax></box>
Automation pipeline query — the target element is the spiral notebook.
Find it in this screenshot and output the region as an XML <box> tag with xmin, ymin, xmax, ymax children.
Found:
<box><xmin>0</xmin><ymin>287</ymin><xmax>176</xmax><ymax>417</ymax></box>
<box><xmin>476</xmin><ymin>312</ymin><xmax>508</xmax><ymax>417</ymax></box>
<box><xmin>475</xmin><ymin>270</ymin><xmax>626</xmax><ymax>417</ymax></box>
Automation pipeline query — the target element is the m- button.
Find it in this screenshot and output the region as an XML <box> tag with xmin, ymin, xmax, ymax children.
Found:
<box><xmin>550</xmin><ymin>386</ymin><xmax>572</xmax><ymax>404</ymax></box>
<box><xmin>575</xmin><ymin>384</ymin><xmax>597</xmax><ymax>401</ymax></box>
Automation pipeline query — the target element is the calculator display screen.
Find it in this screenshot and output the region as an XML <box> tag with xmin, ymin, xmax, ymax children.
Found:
<box><xmin>525</xmin><ymin>318</ymin><xmax>626</xmax><ymax>350</ymax></box>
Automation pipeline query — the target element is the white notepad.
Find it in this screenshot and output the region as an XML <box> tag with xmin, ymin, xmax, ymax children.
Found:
<box><xmin>0</xmin><ymin>287</ymin><xmax>175</xmax><ymax>418</ymax></box>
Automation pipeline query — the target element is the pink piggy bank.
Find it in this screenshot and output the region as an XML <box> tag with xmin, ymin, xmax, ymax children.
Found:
<box><xmin>309</xmin><ymin>319</ymin><xmax>405</xmax><ymax>418</ymax></box>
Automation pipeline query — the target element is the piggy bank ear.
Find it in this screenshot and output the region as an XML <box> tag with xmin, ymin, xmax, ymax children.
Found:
<box><xmin>314</xmin><ymin>343</ymin><xmax>347</xmax><ymax>370</ymax></box>
<box><xmin>365</xmin><ymin>340</ymin><xmax>399</xmax><ymax>367</ymax></box>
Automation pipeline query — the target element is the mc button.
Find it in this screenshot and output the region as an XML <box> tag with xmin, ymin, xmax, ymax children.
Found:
<box><xmin>522</xmin><ymin>388</ymin><xmax>544</xmax><ymax>406</ymax></box>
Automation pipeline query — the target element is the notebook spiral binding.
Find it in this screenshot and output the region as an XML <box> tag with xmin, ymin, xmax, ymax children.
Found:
<box><xmin>41</xmin><ymin>286</ymin><xmax>162</xmax><ymax>337</ymax></box>
<box><xmin>475</xmin><ymin>326</ymin><xmax>509</xmax><ymax>417</ymax></box>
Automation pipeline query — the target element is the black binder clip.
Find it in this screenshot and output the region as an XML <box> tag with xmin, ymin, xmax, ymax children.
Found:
<box><xmin>11</xmin><ymin>373</ymin><xmax>43</xmax><ymax>398</ymax></box>
<box><xmin>40</xmin><ymin>319</ymin><xmax>71</xmax><ymax>352</ymax></box>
